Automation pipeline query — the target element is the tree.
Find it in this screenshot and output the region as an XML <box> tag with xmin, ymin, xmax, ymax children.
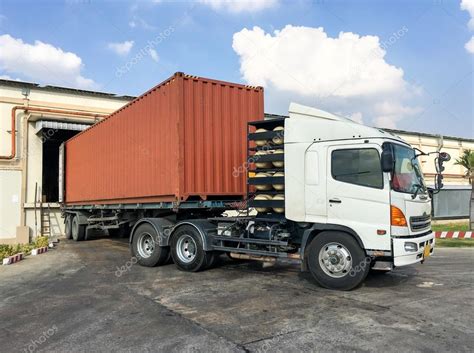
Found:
<box><xmin>454</xmin><ymin>149</ymin><xmax>474</xmax><ymax>230</ymax></box>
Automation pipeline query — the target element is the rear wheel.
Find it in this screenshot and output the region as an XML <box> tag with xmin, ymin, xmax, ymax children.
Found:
<box><xmin>131</xmin><ymin>223</ymin><xmax>169</xmax><ymax>267</ymax></box>
<box><xmin>171</xmin><ymin>225</ymin><xmax>213</xmax><ymax>272</ymax></box>
<box><xmin>64</xmin><ymin>215</ymin><xmax>72</xmax><ymax>239</ymax></box>
<box><xmin>306</xmin><ymin>232</ymin><xmax>370</xmax><ymax>290</ymax></box>
<box><xmin>71</xmin><ymin>215</ymin><xmax>85</xmax><ymax>241</ymax></box>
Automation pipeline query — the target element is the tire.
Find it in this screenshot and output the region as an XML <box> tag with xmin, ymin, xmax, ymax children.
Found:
<box><xmin>170</xmin><ymin>225</ymin><xmax>213</xmax><ymax>272</ymax></box>
<box><xmin>131</xmin><ymin>223</ymin><xmax>169</xmax><ymax>267</ymax></box>
<box><xmin>71</xmin><ymin>215</ymin><xmax>85</xmax><ymax>241</ymax></box>
<box><xmin>306</xmin><ymin>232</ymin><xmax>370</xmax><ymax>291</ymax></box>
<box><xmin>65</xmin><ymin>215</ymin><xmax>72</xmax><ymax>239</ymax></box>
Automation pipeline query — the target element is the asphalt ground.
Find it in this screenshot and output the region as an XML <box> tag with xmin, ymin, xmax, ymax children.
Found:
<box><xmin>1</xmin><ymin>238</ymin><xmax>473</xmax><ymax>353</ymax></box>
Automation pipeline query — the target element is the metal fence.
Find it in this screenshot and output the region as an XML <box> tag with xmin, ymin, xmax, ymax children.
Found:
<box><xmin>432</xmin><ymin>185</ymin><xmax>472</xmax><ymax>220</ymax></box>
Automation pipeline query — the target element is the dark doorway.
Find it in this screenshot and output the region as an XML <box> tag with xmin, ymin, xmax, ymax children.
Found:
<box><xmin>41</xmin><ymin>129</ymin><xmax>80</xmax><ymax>202</ymax></box>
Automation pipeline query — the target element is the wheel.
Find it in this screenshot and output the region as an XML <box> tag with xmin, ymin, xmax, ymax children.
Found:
<box><xmin>64</xmin><ymin>215</ymin><xmax>72</xmax><ymax>239</ymax></box>
<box><xmin>170</xmin><ymin>225</ymin><xmax>213</xmax><ymax>272</ymax></box>
<box><xmin>131</xmin><ymin>223</ymin><xmax>169</xmax><ymax>267</ymax></box>
<box><xmin>306</xmin><ymin>232</ymin><xmax>370</xmax><ymax>290</ymax></box>
<box><xmin>71</xmin><ymin>215</ymin><xmax>85</xmax><ymax>241</ymax></box>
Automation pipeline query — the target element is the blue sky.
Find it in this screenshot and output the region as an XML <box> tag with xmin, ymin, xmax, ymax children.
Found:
<box><xmin>0</xmin><ymin>0</ymin><xmax>472</xmax><ymax>138</ymax></box>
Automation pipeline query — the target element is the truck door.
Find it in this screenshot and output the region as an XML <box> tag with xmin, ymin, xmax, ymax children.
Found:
<box><xmin>326</xmin><ymin>143</ymin><xmax>391</xmax><ymax>251</ymax></box>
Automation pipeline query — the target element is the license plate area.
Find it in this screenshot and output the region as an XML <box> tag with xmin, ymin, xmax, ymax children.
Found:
<box><xmin>423</xmin><ymin>244</ymin><xmax>431</xmax><ymax>258</ymax></box>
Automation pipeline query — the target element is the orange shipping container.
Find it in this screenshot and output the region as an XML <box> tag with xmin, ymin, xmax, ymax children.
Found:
<box><xmin>64</xmin><ymin>73</ymin><xmax>264</xmax><ymax>205</ymax></box>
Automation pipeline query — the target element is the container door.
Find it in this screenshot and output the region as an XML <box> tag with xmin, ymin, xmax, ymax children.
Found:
<box><xmin>326</xmin><ymin>143</ymin><xmax>391</xmax><ymax>251</ymax></box>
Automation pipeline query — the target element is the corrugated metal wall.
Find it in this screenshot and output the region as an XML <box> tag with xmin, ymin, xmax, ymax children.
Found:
<box><xmin>181</xmin><ymin>77</ymin><xmax>263</xmax><ymax>199</ymax></box>
<box><xmin>432</xmin><ymin>186</ymin><xmax>472</xmax><ymax>219</ymax></box>
<box><xmin>65</xmin><ymin>73</ymin><xmax>263</xmax><ymax>205</ymax></box>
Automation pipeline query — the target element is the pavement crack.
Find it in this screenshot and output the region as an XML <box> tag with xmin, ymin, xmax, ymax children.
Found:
<box><xmin>241</xmin><ymin>329</ymin><xmax>308</xmax><ymax>346</ymax></box>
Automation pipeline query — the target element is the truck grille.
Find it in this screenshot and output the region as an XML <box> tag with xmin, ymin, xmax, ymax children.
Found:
<box><xmin>410</xmin><ymin>215</ymin><xmax>431</xmax><ymax>232</ymax></box>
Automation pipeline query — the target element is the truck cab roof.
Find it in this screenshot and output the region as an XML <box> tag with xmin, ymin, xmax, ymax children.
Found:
<box><xmin>285</xmin><ymin>103</ymin><xmax>407</xmax><ymax>145</ymax></box>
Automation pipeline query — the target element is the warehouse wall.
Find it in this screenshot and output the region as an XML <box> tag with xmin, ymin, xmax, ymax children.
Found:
<box><xmin>0</xmin><ymin>82</ymin><xmax>131</xmax><ymax>242</ymax></box>
<box><xmin>389</xmin><ymin>131</ymin><xmax>474</xmax><ymax>186</ymax></box>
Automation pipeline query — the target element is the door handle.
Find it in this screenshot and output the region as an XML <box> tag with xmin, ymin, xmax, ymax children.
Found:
<box><xmin>329</xmin><ymin>198</ymin><xmax>342</xmax><ymax>204</ymax></box>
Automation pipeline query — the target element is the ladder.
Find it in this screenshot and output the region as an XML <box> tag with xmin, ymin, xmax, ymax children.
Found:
<box><xmin>40</xmin><ymin>203</ymin><xmax>52</xmax><ymax>238</ymax></box>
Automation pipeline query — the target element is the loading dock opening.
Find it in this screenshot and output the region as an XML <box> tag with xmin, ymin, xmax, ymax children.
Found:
<box><xmin>35</xmin><ymin>121</ymin><xmax>91</xmax><ymax>203</ymax></box>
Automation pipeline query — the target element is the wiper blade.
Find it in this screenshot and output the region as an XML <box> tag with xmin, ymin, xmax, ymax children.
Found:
<box><xmin>336</xmin><ymin>170</ymin><xmax>371</xmax><ymax>177</ymax></box>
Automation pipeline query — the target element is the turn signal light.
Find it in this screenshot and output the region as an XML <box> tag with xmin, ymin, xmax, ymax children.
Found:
<box><xmin>391</xmin><ymin>205</ymin><xmax>407</xmax><ymax>227</ymax></box>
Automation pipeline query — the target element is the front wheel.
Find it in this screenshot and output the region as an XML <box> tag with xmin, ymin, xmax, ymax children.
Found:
<box><xmin>306</xmin><ymin>232</ymin><xmax>370</xmax><ymax>290</ymax></box>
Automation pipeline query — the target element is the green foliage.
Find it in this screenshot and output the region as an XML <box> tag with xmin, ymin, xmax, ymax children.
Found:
<box><xmin>35</xmin><ymin>236</ymin><xmax>50</xmax><ymax>248</ymax></box>
<box><xmin>0</xmin><ymin>236</ymin><xmax>50</xmax><ymax>260</ymax></box>
<box><xmin>454</xmin><ymin>149</ymin><xmax>474</xmax><ymax>182</ymax></box>
<box><xmin>0</xmin><ymin>243</ymin><xmax>34</xmax><ymax>260</ymax></box>
<box><xmin>436</xmin><ymin>239</ymin><xmax>474</xmax><ymax>247</ymax></box>
<box><xmin>431</xmin><ymin>222</ymin><xmax>470</xmax><ymax>232</ymax></box>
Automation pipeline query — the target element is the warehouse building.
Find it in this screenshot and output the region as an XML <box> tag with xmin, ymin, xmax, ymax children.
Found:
<box><xmin>0</xmin><ymin>79</ymin><xmax>133</xmax><ymax>244</ymax></box>
<box><xmin>0</xmin><ymin>79</ymin><xmax>472</xmax><ymax>244</ymax></box>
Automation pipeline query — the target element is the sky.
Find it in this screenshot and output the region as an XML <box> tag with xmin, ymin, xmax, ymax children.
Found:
<box><xmin>0</xmin><ymin>0</ymin><xmax>472</xmax><ymax>138</ymax></box>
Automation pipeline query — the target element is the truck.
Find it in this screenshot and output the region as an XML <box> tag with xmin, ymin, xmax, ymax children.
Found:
<box><xmin>60</xmin><ymin>72</ymin><xmax>450</xmax><ymax>290</ymax></box>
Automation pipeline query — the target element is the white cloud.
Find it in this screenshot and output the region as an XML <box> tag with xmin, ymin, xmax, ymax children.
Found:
<box><xmin>199</xmin><ymin>0</ymin><xmax>278</xmax><ymax>13</ymax></box>
<box><xmin>149</xmin><ymin>48</ymin><xmax>159</xmax><ymax>62</ymax></box>
<box><xmin>461</xmin><ymin>0</ymin><xmax>474</xmax><ymax>30</ymax></box>
<box><xmin>233</xmin><ymin>25</ymin><xmax>418</xmax><ymax>128</ymax></box>
<box><xmin>129</xmin><ymin>17</ymin><xmax>156</xmax><ymax>30</ymax></box>
<box><xmin>465</xmin><ymin>36</ymin><xmax>474</xmax><ymax>53</ymax></box>
<box><xmin>461</xmin><ymin>0</ymin><xmax>474</xmax><ymax>53</ymax></box>
<box><xmin>233</xmin><ymin>26</ymin><xmax>407</xmax><ymax>98</ymax></box>
<box><xmin>0</xmin><ymin>34</ymin><xmax>96</xmax><ymax>89</ymax></box>
<box><xmin>373</xmin><ymin>101</ymin><xmax>422</xmax><ymax>128</ymax></box>
<box><xmin>107</xmin><ymin>40</ymin><xmax>134</xmax><ymax>56</ymax></box>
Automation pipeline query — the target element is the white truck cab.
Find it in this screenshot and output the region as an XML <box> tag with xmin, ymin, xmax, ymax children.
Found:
<box><xmin>285</xmin><ymin>103</ymin><xmax>442</xmax><ymax>275</ymax></box>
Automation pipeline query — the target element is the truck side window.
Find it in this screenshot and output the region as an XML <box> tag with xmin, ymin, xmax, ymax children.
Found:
<box><xmin>331</xmin><ymin>148</ymin><xmax>383</xmax><ymax>189</ymax></box>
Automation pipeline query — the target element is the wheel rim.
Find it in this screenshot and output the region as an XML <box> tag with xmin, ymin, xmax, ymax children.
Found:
<box><xmin>318</xmin><ymin>242</ymin><xmax>352</xmax><ymax>278</ymax></box>
<box><xmin>137</xmin><ymin>232</ymin><xmax>155</xmax><ymax>259</ymax></box>
<box><xmin>176</xmin><ymin>234</ymin><xmax>197</xmax><ymax>264</ymax></box>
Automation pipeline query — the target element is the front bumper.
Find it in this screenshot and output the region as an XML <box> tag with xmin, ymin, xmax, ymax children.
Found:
<box><xmin>392</xmin><ymin>232</ymin><xmax>435</xmax><ymax>267</ymax></box>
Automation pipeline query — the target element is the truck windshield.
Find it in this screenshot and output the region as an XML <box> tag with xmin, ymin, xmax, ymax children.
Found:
<box><xmin>391</xmin><ymin>144</ymin><xmax>426</xmax><ymax>195</ymax></box>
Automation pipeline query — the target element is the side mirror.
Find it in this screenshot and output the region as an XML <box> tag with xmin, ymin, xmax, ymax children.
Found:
<box><xmin>439</xmin><ymin>152</ymin><xmax>451</xmax><ymax>162</ymax></box>
<box><xmin>435</xmin><ymin>152</ymin><xmax>450</xmax><ymax>190</ymax></box>
<box><xmin>381</xmin><ymin>146</ymin><xmax>394</xmax><ymax>173</ymax></box>
<box><xmin>436</xmin><ymin>174</ymin><xmax>444</xmax><ymax>190</ymax></box>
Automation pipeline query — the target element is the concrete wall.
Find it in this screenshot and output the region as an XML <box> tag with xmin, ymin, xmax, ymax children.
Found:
<box><xmin>0</xmin><ymin>82</ymin><xmax>131</xmax><ymax>242</ymax></box>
